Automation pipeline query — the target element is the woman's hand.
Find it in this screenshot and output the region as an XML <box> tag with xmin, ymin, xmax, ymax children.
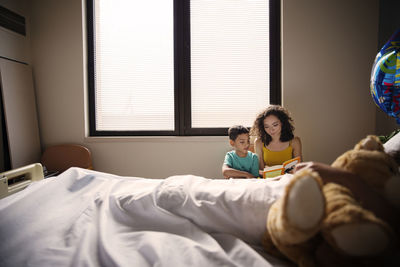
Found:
<box><xmin>294</xmin><ymin>161</ymin><xmax>338</xmax><ymax>179</ymax></box>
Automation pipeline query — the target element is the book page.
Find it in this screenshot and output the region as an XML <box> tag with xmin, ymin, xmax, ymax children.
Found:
<box><xmin>263</xmin><ymin>165</ymin><xmax>284</xmax><ymax>178</ymax></box>
<box><xmin>262</xmin><ymin>157</ymin><xmax>301</xmax><ymax>178</ymax></box>
<box><xmin>264</xmin><ymin>164</ymin><xmax>283</xmax><ymax>171</ymax></box>
<box><xmin>282</xmin><ymin>156</ymin><xmax>301</xmax><ymax>171</ymax></box>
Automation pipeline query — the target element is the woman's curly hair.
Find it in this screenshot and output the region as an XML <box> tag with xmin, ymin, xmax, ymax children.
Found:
<box><xmin>250</xmin><ymin>105</ymin><xmax>295</xmax><ymax>146</ymax></box>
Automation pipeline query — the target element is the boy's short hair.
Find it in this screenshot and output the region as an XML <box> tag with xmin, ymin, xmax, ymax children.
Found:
<box><xmin>228</xmin><ymin>125</ymin><xmax>249</xmax><ymax>141</ymax></box>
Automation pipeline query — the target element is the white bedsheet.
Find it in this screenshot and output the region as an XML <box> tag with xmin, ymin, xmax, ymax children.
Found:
<box><xmin>0</xmin><ymin>168</ymin><xmax>294</xmax><ymax>267</ymax></box>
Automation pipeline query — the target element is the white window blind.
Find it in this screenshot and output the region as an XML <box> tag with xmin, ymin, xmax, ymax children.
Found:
<box><xmin>190</xmin><ymin>0</ymin><xmax>270</xmax><ymax>128</ymax></box>
<box><xmin>94</xmin><ymin>0</ymin><xmax>175</xmax><ymax>131</ymax></box>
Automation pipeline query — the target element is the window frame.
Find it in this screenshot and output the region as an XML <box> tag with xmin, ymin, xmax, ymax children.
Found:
<box><xmin>86</xmin><ymin>0</ymin><xmax>281</xmax><ymax>137</ymax></box>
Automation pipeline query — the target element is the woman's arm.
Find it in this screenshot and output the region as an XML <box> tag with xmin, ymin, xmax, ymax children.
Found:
<box><xmin>222</xmin><ymin>164</ymin><xmax>255</xmax><ymax>179</ymax></box>
<box><xmin>254</xmin><ymin>138</ymin><xmax>265</xmax><ymax>170</ymax></box>
<box><xmin>292</xmin><ymin>136</ymin><xmax>302</xmax><ymax>161</ymax></box>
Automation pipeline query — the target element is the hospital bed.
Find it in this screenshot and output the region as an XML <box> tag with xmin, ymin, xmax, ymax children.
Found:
<box><xmin>0</xmin><ymin>164</ymin><xmax>295</xmax><ymax>267</ymax></box>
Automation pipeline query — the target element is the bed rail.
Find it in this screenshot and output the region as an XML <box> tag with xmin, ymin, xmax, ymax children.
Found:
<box><xmin>0</xmin><ymin>163</ymin><xmax>44</xmax><ymax>199</ymax></box>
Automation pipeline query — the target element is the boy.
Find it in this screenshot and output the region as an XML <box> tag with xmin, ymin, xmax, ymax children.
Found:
<box><xmin>222</xmin><ymin>125</ymin><xmax>260</xmax><ymax>178</ymax></box>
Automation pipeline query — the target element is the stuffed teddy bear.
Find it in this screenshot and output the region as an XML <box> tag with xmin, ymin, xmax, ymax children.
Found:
<box><xmin>262</xmin><ymin>135</ymin><xmax>400</xmax><ymax>267</ymax></box>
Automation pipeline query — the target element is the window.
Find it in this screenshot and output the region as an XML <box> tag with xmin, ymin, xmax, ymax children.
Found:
<box><xmin>87</xmin><ymin>0</ymin><xmax>280</xmax><ymax>136</ymax></box>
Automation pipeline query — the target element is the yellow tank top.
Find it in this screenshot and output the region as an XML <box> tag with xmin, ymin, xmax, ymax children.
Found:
<box><xmin>263</xmin><ymin>141</ymin><xmax>293</xmax><ymax>166</ymax></box>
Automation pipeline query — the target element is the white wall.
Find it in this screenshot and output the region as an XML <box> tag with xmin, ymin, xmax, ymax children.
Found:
<box><xmin>25</xmin><ymin>0</ymin><xmax>378</xmax><ymax>178</ymax></box>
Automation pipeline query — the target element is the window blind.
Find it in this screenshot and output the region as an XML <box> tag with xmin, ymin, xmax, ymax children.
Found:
<box><xmin>190</xmin><ymin>0</ymin><xmax>269</xmax><ymax>128</ymax></box>
<box><xmin>94</xmin><ymin>0</ymin><xmax>175</xmax><ymax>131</ymax></box>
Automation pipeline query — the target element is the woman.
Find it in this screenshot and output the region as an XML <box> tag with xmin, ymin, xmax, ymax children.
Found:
<box><xmin>251</xmin><ymin>105</ymin><xmax>302</xmax><ymax>171</ymax></box>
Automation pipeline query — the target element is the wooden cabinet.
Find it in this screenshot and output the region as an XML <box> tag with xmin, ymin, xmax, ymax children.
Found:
<box><xmin>0</xmin><ymin>58</ymin><xmax>41</xmax><ymax>169</ymax></box>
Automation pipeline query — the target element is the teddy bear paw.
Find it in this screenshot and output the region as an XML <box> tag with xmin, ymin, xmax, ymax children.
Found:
<box><xmin>329</xmin><ymin>222</ymin><xmax>391</xmax><ymax>257</ymax></box>
<box><xmin>384</xmin><ymin>175</ymin><xmax>400</xmax><ymax>209</ymax></box>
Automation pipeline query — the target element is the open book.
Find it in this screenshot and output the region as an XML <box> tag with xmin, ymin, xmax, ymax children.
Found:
<box><xmin>262</xmin><ymin>156</ymin><xmax>301</xmax><ymax>178</ymax></box>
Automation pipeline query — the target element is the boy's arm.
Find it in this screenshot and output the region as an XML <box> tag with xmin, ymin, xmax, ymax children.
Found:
<box><xmin>250</xmin><ymin>154</ymin><xmax>260</xmax><ymax>177</ymax></box>
<box><xmin>222</xmin><ymin>164</ymin><xmax>256</xmax><ymax>179</ymax></box>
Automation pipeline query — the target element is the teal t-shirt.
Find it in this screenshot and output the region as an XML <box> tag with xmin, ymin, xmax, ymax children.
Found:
<box><xmin>224</xmin><ymin>151</ymin><xmax>259</xmax><ymax>177</ymax></box>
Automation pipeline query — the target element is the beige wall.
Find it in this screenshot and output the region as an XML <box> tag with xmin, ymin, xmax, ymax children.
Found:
<box><xmin>282</xmin><ymin>0</ymin><xmax>378</xmax><ymax>164</ymax></box>
<box><xmin>3</xmin><ymin>0</ymin><xmax>379</xmax><ymax>178</ymax></box>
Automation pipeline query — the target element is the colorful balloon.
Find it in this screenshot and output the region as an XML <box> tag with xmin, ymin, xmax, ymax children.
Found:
<box><xmin>370</xmin><ymin>29</ymin><xmax>400</xmax><ymax>123</ymax></box>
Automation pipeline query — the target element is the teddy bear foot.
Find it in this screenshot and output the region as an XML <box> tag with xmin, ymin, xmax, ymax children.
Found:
<box><xmin>329</xmin><ymin>222</ymin><xmax>391</xmax><ymax>257</ymax></box>
<box><xmin>322</xmin><ymin>183</ymin><xmax>393</xmax><ymax>257</ymax></box>
<box><xmin>268</xmin><ymin>169</ymin><xmax>326</xmax><ymax>245</ymax></box>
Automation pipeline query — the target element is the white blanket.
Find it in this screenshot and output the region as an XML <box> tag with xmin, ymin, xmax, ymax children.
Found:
<box><xmin>0</xmin><ymin>168</ymin><xmax>294</xmax><ymax>267</ymax></box>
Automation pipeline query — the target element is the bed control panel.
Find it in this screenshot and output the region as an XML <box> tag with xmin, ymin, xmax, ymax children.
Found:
<box><xmin>0</xmin><ymin>163</ymin><xmax>44</xmax><ymax>199</ymax></box>
<box><xmin>0</xmin><ymin>176</ymin><xmax>7</xmax><ymax>198</ymax></box>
